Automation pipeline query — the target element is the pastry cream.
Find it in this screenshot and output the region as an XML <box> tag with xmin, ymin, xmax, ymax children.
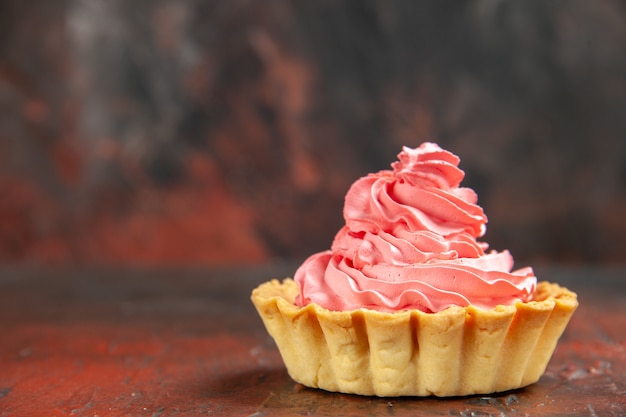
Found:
<box><xmin>295</xmin><ymin>143</ymin><xmax>536</xmax><ymax>313</ymax></box>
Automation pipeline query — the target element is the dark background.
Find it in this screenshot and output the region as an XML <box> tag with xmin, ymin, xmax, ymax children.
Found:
<box><xmin>0</xmin><ymin>0</ymin><xmax>624</xmax><ymax>267</ymax></box>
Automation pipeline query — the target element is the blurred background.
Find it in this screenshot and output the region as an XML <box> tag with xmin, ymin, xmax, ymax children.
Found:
<box><xmin>0</xmin><ymin>0</ymin><xmax>624</xmax><ymax>268</ymax></box>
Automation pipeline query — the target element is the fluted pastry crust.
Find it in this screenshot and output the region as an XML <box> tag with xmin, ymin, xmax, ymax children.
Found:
<box><xmin>251</xmin><ymin>279</ymin><xmax>577</xmax><ymax>397</ymax></box>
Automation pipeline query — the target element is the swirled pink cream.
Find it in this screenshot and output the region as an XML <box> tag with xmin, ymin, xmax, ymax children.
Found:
<box><xmin>294</xmin><ymin>143</ymin><xmax>537</xmax><ymax>313</ymax></box>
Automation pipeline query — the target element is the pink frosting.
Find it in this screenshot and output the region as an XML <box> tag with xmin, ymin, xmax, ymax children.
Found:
<box><xmin>294</xmin><ymin>143</ymin><xmax>537</xmax><ymax>313</ymax></box>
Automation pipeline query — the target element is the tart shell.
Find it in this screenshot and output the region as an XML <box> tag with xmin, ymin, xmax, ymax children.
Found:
<box><xmin>251</xmin><ymin>279</ymin><xmax>578</xmax><ymax>397</ymax></box>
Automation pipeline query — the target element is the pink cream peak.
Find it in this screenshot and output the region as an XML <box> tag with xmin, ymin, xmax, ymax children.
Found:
<box><xmin>294</xmin><ymin>143</ymin><xmax>537</xmax><ymax>313</ymax></box>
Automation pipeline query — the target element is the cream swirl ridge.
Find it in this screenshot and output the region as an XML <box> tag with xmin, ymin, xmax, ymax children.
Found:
<box><xmin>294</xmin><ymin>143</ymin><xmax>537</xmax><ymax>313</ymax></box>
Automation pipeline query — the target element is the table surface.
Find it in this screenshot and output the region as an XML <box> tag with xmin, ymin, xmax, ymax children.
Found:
<box><xmin>0</xmin><ymin>264</ymin><xmax>624</xmax><ymax>417</ymax></box>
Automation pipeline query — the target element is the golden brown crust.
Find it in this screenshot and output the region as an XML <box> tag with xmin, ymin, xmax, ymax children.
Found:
<box><xmin>251</xmin><ymin>279</ymin><xmax>578</xmax><ymax>397</ymax></box>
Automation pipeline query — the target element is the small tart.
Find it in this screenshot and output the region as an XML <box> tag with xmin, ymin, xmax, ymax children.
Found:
<box><xmin>251</xmin><ymin>279</ymin><xmax>578</xmax><ymax>397</ymax></box>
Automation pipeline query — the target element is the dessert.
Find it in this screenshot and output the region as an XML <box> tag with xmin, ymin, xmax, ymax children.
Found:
<box><xmin>251</xmin><ymin>143</ymin><xmax>578</xmax><ymax>397</ymax></box>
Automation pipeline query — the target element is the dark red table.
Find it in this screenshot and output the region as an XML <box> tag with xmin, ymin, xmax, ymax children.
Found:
<box><xmin>0</xmin><ymin>264</ymin><xmax>624</xmax><ymax>416</ymax></box>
